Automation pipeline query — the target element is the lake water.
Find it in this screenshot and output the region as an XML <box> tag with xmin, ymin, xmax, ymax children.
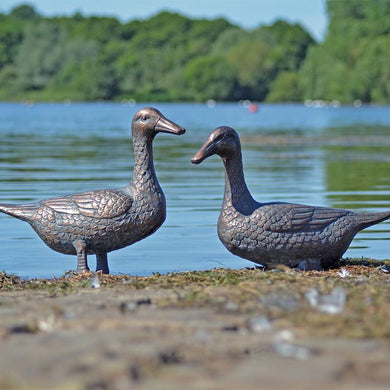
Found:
<box><xmin>0</xmin><ymin>102</ymin><xmax>389</xmax><ymax>278</ymax></box>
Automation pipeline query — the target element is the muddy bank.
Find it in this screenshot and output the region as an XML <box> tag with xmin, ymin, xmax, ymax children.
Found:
<box><xmin>1</xmin><ymin>260</ymin><xmax>390</xmax><ymax>389</ymax></box>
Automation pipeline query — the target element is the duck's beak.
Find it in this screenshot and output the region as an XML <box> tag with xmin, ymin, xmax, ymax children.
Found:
<box><xmin>191</xmin><ymin>139</ymin><xmax>216</xmax><ymax>164</ymax></box>
<box><xmin>155</xmin><ymin>116</ymin><xmax>186</xmax><ymax>135</ymax></box>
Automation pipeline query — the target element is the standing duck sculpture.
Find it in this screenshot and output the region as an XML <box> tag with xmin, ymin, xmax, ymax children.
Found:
<box><xmin>191</xmin><ymin>126</ymin><xmax>390</xmax><ymax>269</ymax></box>
<box><xmin>0</xmin><ymin>107</ymin><xmax>185</xmax><ymax>274</ymax></box>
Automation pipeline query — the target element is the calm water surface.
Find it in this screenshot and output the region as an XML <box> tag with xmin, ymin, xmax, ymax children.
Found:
<box><xmin>0</xmin><ymin>102</ymin><xmax>389</xmax><ymax>278</ymax></box>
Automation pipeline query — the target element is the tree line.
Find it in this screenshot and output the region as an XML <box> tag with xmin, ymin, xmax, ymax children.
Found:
<box><xmin>0</xmin><ymin>1</ymin><xmax>389</xmax><ymax>103</ymax></box>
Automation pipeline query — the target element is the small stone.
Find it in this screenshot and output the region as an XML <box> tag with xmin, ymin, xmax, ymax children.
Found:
<box><xmin>247</xmin><ymin>315</ymin><xmax>272</xmax><ymax>333</ymax></box>
<box><xmin>119</xmin><ymin>301</ymin><xmax>138</xmax><ymax>313</ymax></box>
<box><xmin>224</xmin><ymin>301</ymin><xmax>239</xmax><ymax>312</ymax></box>
<box><xmin>273</xmin><ymin>340</ymin><xmax>312</xmax><ymax>360</ymax></box>
<box><xmin>260</xmin><ymin>293</ymin><xmax>300</xmax><ymax>311</ymax></box>
<box><xmin>136</xmin><ymin>298</ymin><xmax>152</xmax><ymax>306</ymax></box>
<box><xmin>272</xmin><ymin>330</ymin><xmax>312</xmax><ymax>360</ymax></box>
<box><xmin>89</xmin><ymin>274</ymin><xmax>100</xmax><ymax>289</ymax></box>
<box><xmin>305</xmin><ymin>288</ymin><xmax>319</xmax><ymax>307</ymax></box>
<box><xmin>222</xmin><ymin>325</ymin><xmax>239</xmax><ymax>332</ymax></box>
<box><xmin>305</xmin><ymin>287</ymin><xmax>346</xmax><ymax>315</ymax></box>
<box><xmin>273</xmin><ymin>329</ymin><xmax>294</xmax><ymax>343</ymax></box>
<box><xmin>37</xmin><ymin>315</ymin><xmax>55</xmax><ymax>332</ymax></box>
<box><xmin>194</xmin><ymin>329</ymin><xmax>211</xmax><ymax>343</ymax></box>
<box><xmin>159</xmin><ymin>351</ymin><xmax>182</xmax><ymax>365</ymax></box>
<box><xmin>9</xmin><ymin>323</ymin><xmax>39</xmax><ymax>334</ymax></box>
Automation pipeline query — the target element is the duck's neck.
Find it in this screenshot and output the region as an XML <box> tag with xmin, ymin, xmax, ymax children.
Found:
<box><xmin>222</xmin><ymin>152</ymin><xmax>257</xmax><ymax>214</ymax></box>
<box><xmin>127</xmin><ymin>133</ymin><xmax>162</xmax><ymax>194</ymax></box>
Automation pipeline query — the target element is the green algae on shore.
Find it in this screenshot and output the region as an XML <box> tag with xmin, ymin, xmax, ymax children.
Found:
<box><xmin>1</xmin><ymin>259</ymin><xmax>390</xmax><ymax>390</ymax></box>
<box><xmin>1</xmin><ymin>258</ymin><xmax>389</xmax><ymax>339</ymax></box>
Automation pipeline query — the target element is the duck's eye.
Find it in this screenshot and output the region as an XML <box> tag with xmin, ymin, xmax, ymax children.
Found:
<box><xmin>140</xmin><ymin>115</ymin><xmax>148</xmax><ymax>121</ymax></box>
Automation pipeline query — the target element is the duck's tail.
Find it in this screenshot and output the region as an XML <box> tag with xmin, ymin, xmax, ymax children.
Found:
<box><xmin>357</xmin><ymin>210</ymin><xmax>390</xmax><ymax>230</ymax></box>
<box><xmin>0</xmin><ymin>203</ymin><xmax>37</xmax><ymax>222</ymax></box>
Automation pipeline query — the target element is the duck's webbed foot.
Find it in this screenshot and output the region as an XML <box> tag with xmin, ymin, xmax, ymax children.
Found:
<box><xmin>73</xmin><ymin>240</ymin><xmax>89</xmax><ymax>273</ymax></box>
<box><xmin>297</xmin><ymin>259</ymin><xmax>322</xmax><ymax>271</ymax></box>
<box><xmin>96</xmin><ymin>253</ymin><xmax>109</xmax><ymax>274</ymax></box>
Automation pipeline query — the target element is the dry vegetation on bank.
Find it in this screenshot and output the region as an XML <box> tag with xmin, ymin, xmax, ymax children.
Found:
<box><xmin>1</xmin><ymin>258</ymin><xmax>389</xmax><ymax>389</ymax></box>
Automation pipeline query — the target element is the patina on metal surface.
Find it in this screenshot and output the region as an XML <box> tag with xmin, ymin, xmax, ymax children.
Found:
<box><xmin>0</xmin><ymin>107</ymin><xmax>185</xmax><ymax>274</ymax></box>
<box><xmin>191</xmin><ymin>126</ymin><xmax>390</xmax><ymax>269</ymax></box>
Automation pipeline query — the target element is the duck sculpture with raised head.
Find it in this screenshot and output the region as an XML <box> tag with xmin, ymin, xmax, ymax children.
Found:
<box><xmin>0</xmin><ymin>107</ymin><xmax>185</xmax><ymax>274</ymax></box>
<box><xmin>191</xmin><ymin>126</ymin><xmax>390</xmax><ymax>270</ymax></box>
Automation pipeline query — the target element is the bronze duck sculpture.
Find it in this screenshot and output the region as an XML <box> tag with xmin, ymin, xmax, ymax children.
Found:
<box><xmin>0</xmin><ymin>107</ymin><xmax>185</xmax><ymax>274</ymax></box>
<box><xmin>191</xmin><ymin>126</ymin><xmax>390</xmax><ymax>269</ymax></box>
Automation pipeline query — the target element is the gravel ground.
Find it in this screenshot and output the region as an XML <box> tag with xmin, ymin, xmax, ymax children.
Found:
<box><xmin>0</xmin><ymin>262</ymin><xmax>389</xmax><ymax>390</ymax></box>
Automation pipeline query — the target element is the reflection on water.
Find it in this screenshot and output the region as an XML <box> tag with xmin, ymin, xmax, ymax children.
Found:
<box><xmin>0</xmin><ymin>103</ymin><xmax>389</xmax><ymax>278</ymax></box>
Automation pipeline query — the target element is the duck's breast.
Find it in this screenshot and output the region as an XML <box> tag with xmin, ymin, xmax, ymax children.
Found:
<box><xmin>128</xmin><ymin>190</ymin><xmax>166</xmax><ymax>240</ymax></box>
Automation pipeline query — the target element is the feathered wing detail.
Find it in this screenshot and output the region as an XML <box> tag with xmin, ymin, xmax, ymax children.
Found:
<box><xmin>305</xmin><ymin>207</ymin><xmax>352</xmax><ymax>230</ymax></box>
<box><xmin>41</xmin><ymin>189</ymin><xmax>133</xmax><ymax>219</ymax></box>
<box><xmin>261</xmin><ymin>203</ymin><xmax>352</xmax><ymax>233</ymax></box>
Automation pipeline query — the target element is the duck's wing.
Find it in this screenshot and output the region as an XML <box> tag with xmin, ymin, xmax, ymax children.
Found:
<box><xmin>41</xmin><ymin>189</ymin><xmax>133</xmax><ymax>219</ymax></box>
<box><xmin>261</xmin><ymin>203</ymin><xmax>352</xmax><ymax>233</ymax></box>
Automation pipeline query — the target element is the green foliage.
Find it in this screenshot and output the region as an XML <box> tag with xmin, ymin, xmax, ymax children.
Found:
<box><xmin>1</xmin><ymin>1</ymin><xmax>388</xmax><ymax>103</ymax></box>
<box><xmin>261</xmin><ymin>20</ymin><xmax>314</xmax><ymax>71</ymax></box>
<box><xmin>300</xmin><ymin>0</ymin><xmax>390</xmax><ymax>103</ymax></box>
<box><xmin>10</xmin><ymin>4</ymin><xmax>40</xmax><ymax>20</ymax></box>
<box><xmin>227</xmin><ymin>34</ymin><xmax>273</xmax><ymax>100</ymax></box>
<box><xmin>0</xmin><ymin>15</ymin><xmax>24</xmax><ymax>69</ymax></box>
<box><xmin>184</xmin><ymin>55</ymin><xmax>237</xmax><ymax>101</ymax></box>
<box><xmin>13</xmin><ymin>21</ymin><xmax>68</xmax><ymax>90</ymax></box>
<box><xmin>351</xmin><ymin>36</ymin><xmax>390</xmax><ymax>103</ymax></box>
<box><xmin>0</xmin><ymin>4</ymin><xmax>313</xmax><ymax>102</ymax></box>
<box><xmin>266</xmin><ymin>71</ymin><xmax>302</xmax><ymax>102</ymax></box>
<box><xmin>50</xmin><ymin>57</ymin><xmax>119</xmax><ymax>100</ymax></box>
<box><xmin>47</xmin><ymin>39</ymin><xmax>118</xmax><ymax>100</ymax></box>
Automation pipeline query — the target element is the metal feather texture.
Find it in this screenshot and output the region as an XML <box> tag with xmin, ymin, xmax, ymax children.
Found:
<box><xmin>0</xmin><ymin>107</ymin><xmax>185</xmax><ymax>274</ymax></box>
<box><xmin>192</xmin><ymin>126</ymin><xmax>390</xmax><ymax>269</ymax></box>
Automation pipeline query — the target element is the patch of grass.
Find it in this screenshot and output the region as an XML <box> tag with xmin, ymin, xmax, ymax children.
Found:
<box><xmin>1</xmin><ymin>262</ymin><xmax>390</xmax><ymax>340</ymax></box>
<box><xmin>1</xmin><ymin>259</ymin><xmax>388</xmax><ymax>292</ymax></box>
<box><xmin>338</xmin><ymin>257</ymin><xmax>390</xmax><ymax>268</ymax></box>
<box><xmin>0</xmin><ymin>271</ymin><xmax>24</xmax><ymax>290</ymax></box>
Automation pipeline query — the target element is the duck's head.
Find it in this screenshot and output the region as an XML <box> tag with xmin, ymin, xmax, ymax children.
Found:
<box><xmin>132</xmin><ymin>107</ymin><xmax>185</xmax><ymax>138</ymax></box>
<box><xmin>191</xmin><ymin>126</ymin><xmax>241</xmax><ymax>164</ymax></box>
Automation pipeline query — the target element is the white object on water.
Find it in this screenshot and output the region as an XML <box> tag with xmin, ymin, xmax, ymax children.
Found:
<box><xmin>206</xmin><ymin>99</ymin><xmax>216</xmax><ymax>108</ymax></box>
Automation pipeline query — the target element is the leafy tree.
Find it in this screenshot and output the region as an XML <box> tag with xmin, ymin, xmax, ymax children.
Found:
<box><xmin>55</xmin><ymin>57</ymin><xmax>119</xmax><ymax>100</ymax></box>
<box><xmin>14</xmin><ymin>21</ymin><xmax>68</xmax><ymax>90</ymax></box>
<box><xmin>48</xmin><ymin>38</ymin><xmax>100</xmax><ymax>94</ymax></box>
<box><xmin>0</xmin><ymin>4</ymin><xmax>321</xmax><ymax>102</ymax></box>
<box><xmin>212</xmin><ymin>27</ymin><xmax>248</xmax><ymax>54</ymax></box>
<box><xmin>299</xmin><ymin>0</ymin><xmax>390</xmax><ymax>103</ymax></box>
<box><xmin>184</xmin><ymin>55</ymin><xmax>237</xmax><ymax>101</ymax></box>
<box><xmin>267</xmin><ymin>71</ymin><xmax>302</xmax><ymax>102</ymax></box>
<box><xmin>226</xmin><ymin>37</ymin><xmax>275</xmax><ymax>100</ymax></box>
<box><xmin>0</xmin><ymin>15</ymin><xmax>24</xmax><ymax>69</ymax></box>
<box><xmin>261</xmin><ymin>20</ymin><xmax>314</xmax><ymax>71</ymax></box>
<box><xmin>10</xmin><ymin>4</ymin><xmax>39</xmax><ymax>20</ymax></box>
<box><xmin>351</xmin><ymin>36</ymin><xmax>390</xmax><ymax>102</ymax></box>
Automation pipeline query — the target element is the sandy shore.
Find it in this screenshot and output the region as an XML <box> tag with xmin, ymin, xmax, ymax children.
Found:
<box><xmin>1</xmin><ymin>260</ymin><xmax>390</xmax><ymax>390</ymax></box>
